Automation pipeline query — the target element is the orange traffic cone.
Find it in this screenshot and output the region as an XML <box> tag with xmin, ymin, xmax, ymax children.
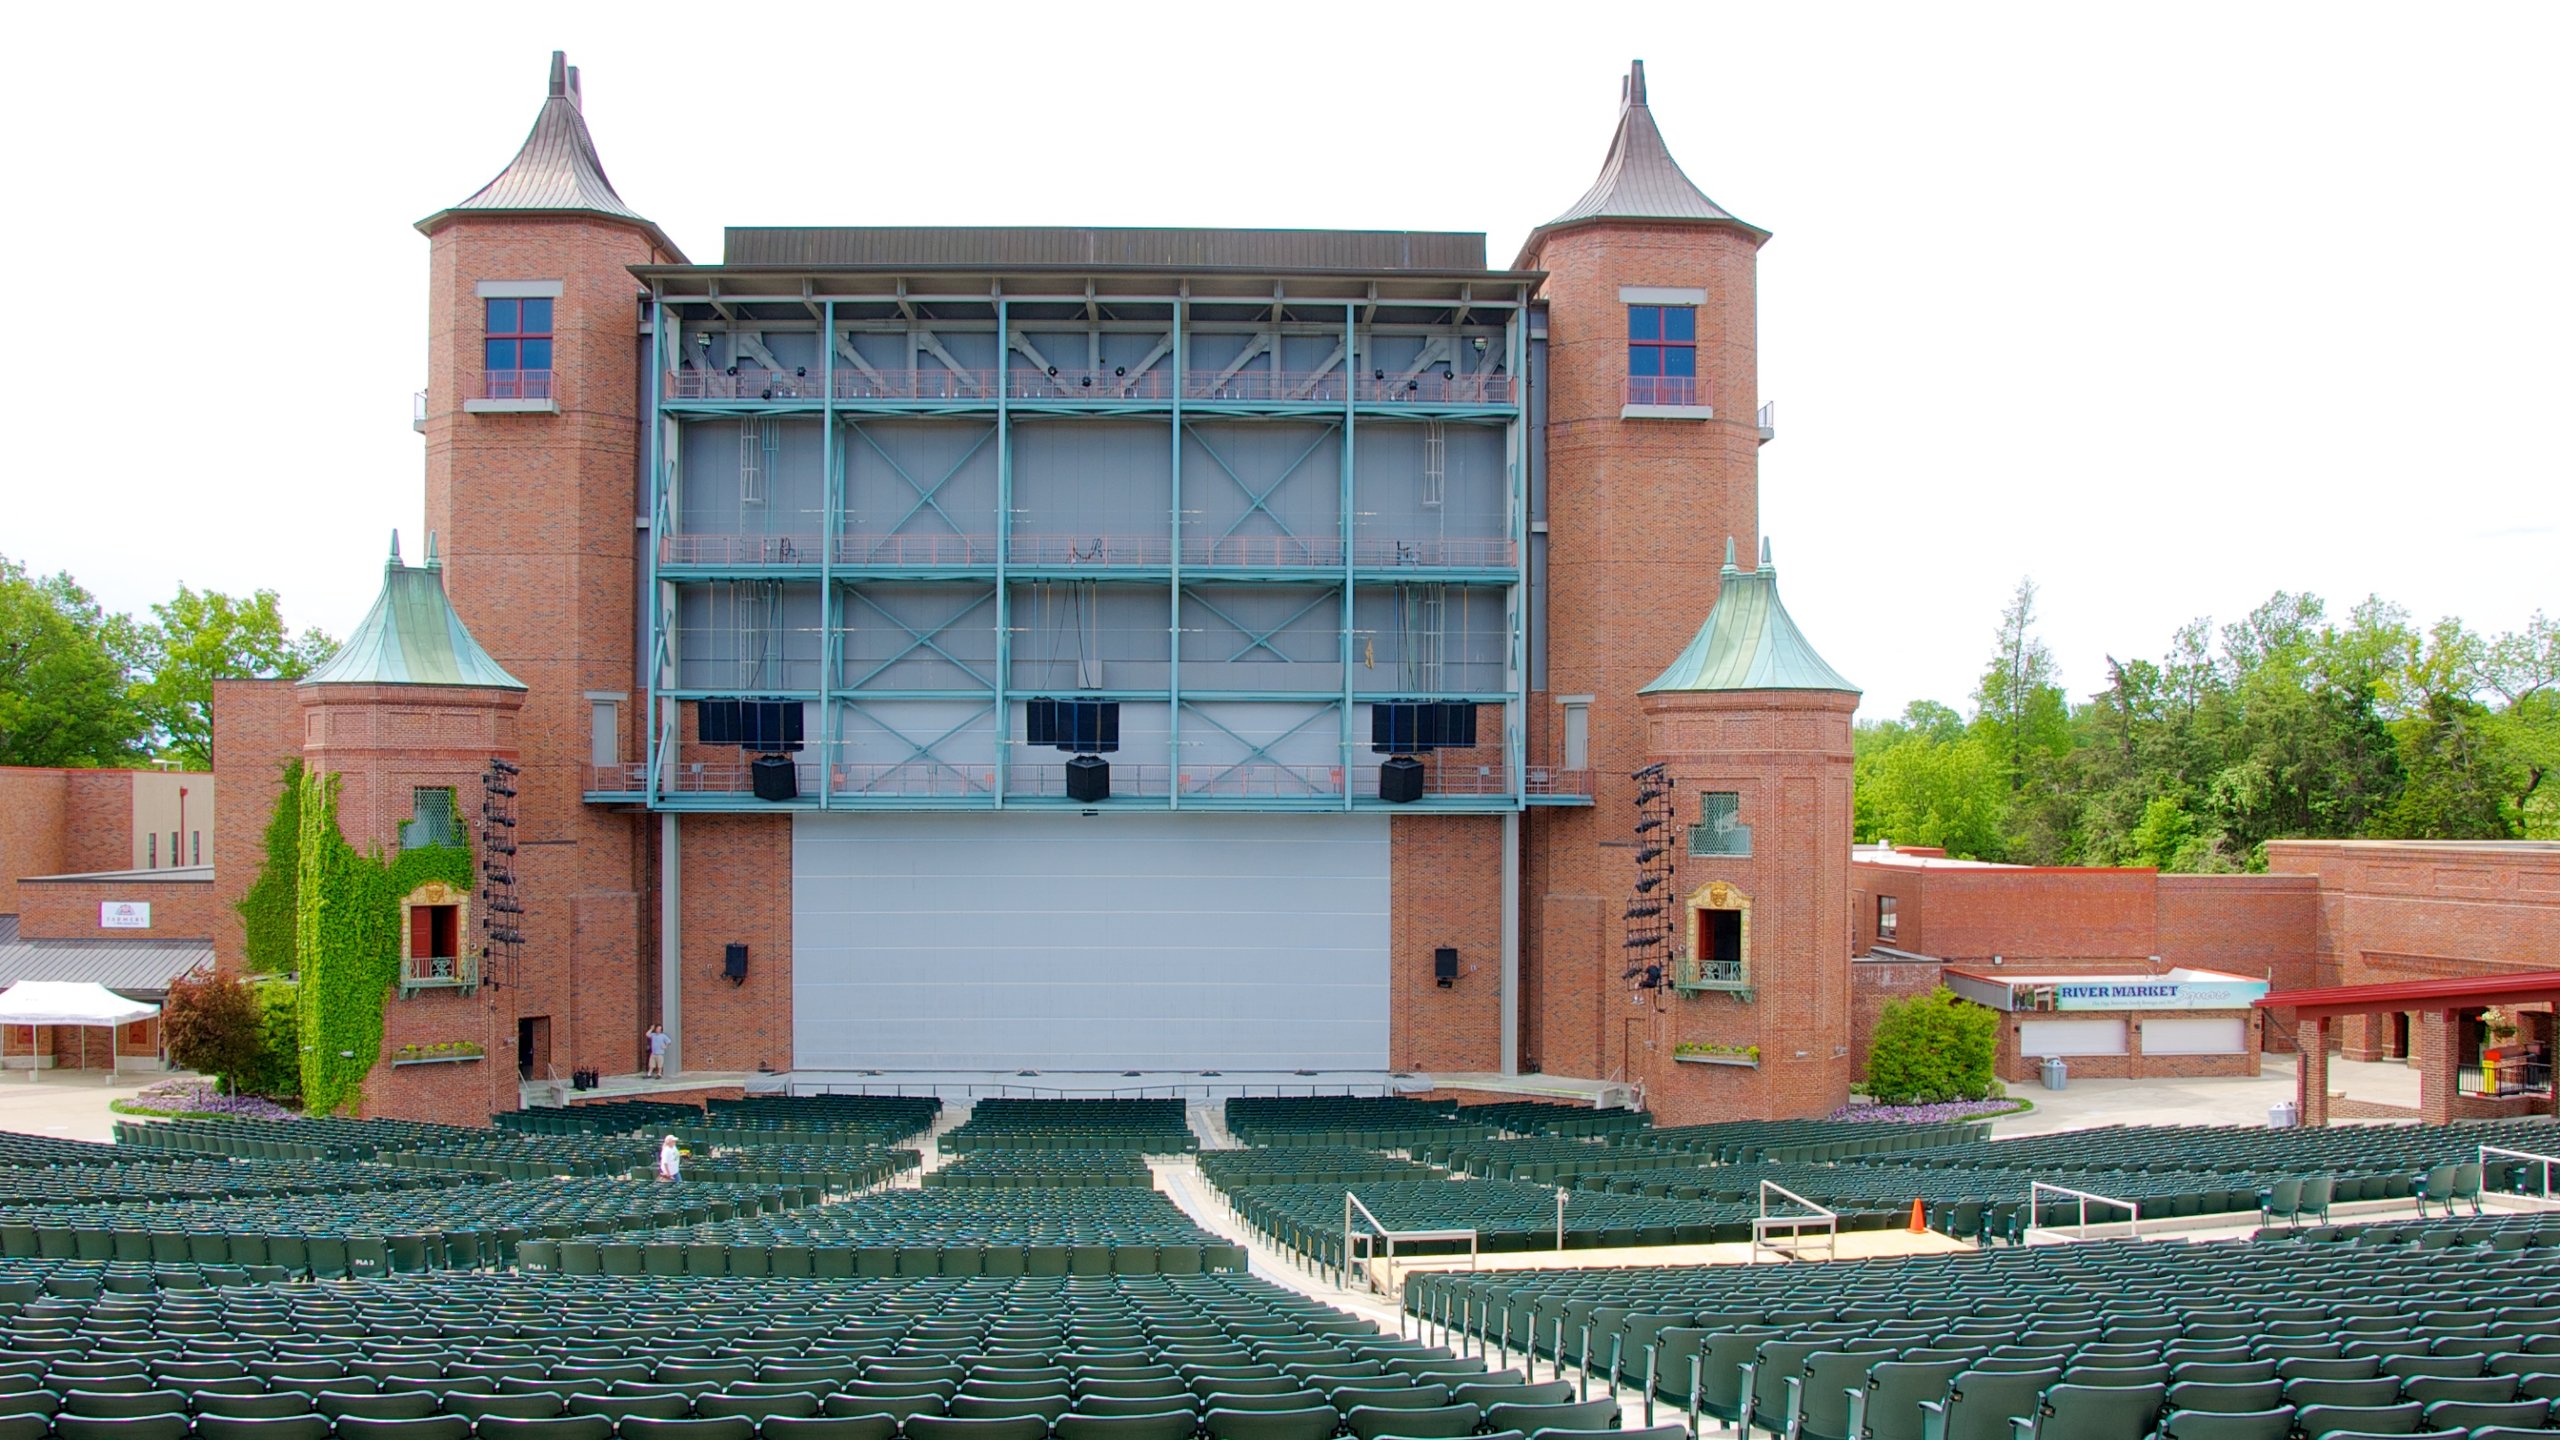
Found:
<box><xmin>1907</xmin><ymin>1198</ymin><xmax>1926</xmax><ymax>1234</ymax></box>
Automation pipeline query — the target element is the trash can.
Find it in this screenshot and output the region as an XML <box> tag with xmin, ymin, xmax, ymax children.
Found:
<box><xmin>2268</xmin><ymin>1100</ymin><xmax>2299</xmax><ymax>1130</ymax></box>
<box><xmin>2040</xmin><ymin>1056</ymin><xmax>2069</xmax><ymax>1092</ymax></box>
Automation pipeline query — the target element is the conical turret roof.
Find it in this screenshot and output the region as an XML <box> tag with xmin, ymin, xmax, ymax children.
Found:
<box><xmin>416</xmin><ymin>52</ymin><xmax>683</xmax><ymax>259</ymax></box>
<box><xmin>1642</xmin><ymin>539</ymin><xmax>1856</xmax><ymax>695</ymax></box>
<box><xmin>1517</xmin><ymin>60</ymin><xmax>1766</xmax><ymax>267</ymax></box>
<box><xmin>302</xmin><ymin>534</ymin><xmax>525</xmax><ymax>691</ymax></box>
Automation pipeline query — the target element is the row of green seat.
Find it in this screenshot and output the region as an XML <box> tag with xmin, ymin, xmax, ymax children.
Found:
<box><xmin>1447</xmin><ymin>1103</ymin><xmax>1652</xmax><ymax>1141</ymax></box>
<box><xmin>926</xmin><ymin>1153</ymin><xmax>1156</xmax><ymax>1190</ymax></box>
<box><xmin>1603</xmin><ymin>1117</ymin><xmax>1993</xmax><ymax>1164</ymax></box>
<box><xmin>1195</xmin><ymin>1152</ymin><xmax>1444</xmax><ymax>1191</ymax></box>
<box><xmin>520</xmin><ymin>1240</ymin><xmax>1250</xmax><ymax>1279</ymax></box>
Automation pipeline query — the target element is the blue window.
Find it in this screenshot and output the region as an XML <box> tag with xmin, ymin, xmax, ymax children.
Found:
<box><xmin>1627</xmin><ymin>304</ymin><xmax>1696</xmax><ymax>379</ymax></box>
<box><xmin>485</xmin><ymin>297</ymin><xmax>554</xmax><ymax>374</ymax></box>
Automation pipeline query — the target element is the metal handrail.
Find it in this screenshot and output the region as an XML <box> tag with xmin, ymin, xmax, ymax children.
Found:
<box><xmin>1752</xmin><ymin>1179</ymin><xmax>1838</xmax><ymax>1263</ymax></box>
<box><xmin>2028</xmin><ymin>1180</ymin><xmax>2141</xmax><ymax>1241</ymax></box>
<box><xmin>2482</xmin><ymin>1144</ymin><xmax>2560</xmax><ymax>1202</ymax></box>
<box><xmin>1343</xmin><ymin>1189</ymin><xmax>1476</xmax><ymax>1296</ymax></box>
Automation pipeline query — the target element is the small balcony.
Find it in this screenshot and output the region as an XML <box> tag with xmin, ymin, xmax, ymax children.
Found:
<box><xmin>1349</xmin><ymin>537</ymin><xmax>1517</xmax><ymax>570</ymax></box>
<box><xmin>1011</xmin><ymin>534</ymin><xmax>1175</xmax><ymax>568</ymax></box>
<box><xmin>399</xmin><ymin>952</ymin><xmax>478</xmax><ymax>995</ymax></box>
<box><xmin>1621</xmin><ymin>376</ymin><xmax>1713</xmax><ymax>419</ymax></box>
<box><xmin>468</xmin><ymin>370</ymin><xmax>557</xmax><ymax>415</ymax></box>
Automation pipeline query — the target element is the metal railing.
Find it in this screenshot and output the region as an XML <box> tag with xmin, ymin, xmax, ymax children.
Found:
<box><xmin>400</xmin><ymin>953</ymin><xmax>475</xmax><ymax>990</ymax></box>
<box><xmin>483</xmin><ymin>369</ymin><xmax>553</xmax><ymax>402</ymax></box>
<box><xmin>661</xmin><ymin>533</ymin><xmax>824</xmax><ymax>566</ymax></box>
<box><xmin>2483</xmin><ymin>1144</ymin><xmax>2560</xmax><ymax>1202</ymax></box>
<box><xmin>1012</xmin><ymin>367</ymin><xmax>1176</xmax><ymax>401</ymax></box>
<box><xmin>835</xmin><ymin>534</ymin><xmax>999</xmax><ymax>567</ymax></box>
<box><xmin>590</xmin><ymin>750</ymin><xmax>1574</xmax><ymax>803</ymax></box>
<box><xmin>411</xmin><ymin>391</ymin><xmax>428</xmax><ymax>433</ymax></box>
<box><xmin>1349</xmin><ymin>536</ymin><xmax>1518</xmax><ymax>567</ymax></box>
<box><xmin>2459</xmin><ymin>1060</ymin><xmax>2553</xmax><ymax>1098</ymax></box>
<box><xmin>1752</xmin><ymin>1179</ymin><xmax>1838</xmax><ymax>1263</ymax></box>
<box><xmin>1343</xmin><ymin>1189</ymin><xmax>1476</xmax><ymax>1296</ymax></box>
<box><xmin>1623</xmin><ymin>376</ymin><xmax>1706</xmax><ymax>408</ymax></box>
<box><xmin>2027</xmin><ymin>1180</ymin><xmax>2141</xmax><ymax>1241</ymax></box>
<box><xmin>661</xmin><ymin>366</ymin><xmax>1516</xmax><ymax>406</ymax></box>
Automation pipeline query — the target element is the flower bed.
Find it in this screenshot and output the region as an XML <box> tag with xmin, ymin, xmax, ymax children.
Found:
<box><xmin>112</xmin><ymin>1080</ymin><xmax>296</xmax><ymax>1121</ymax></box>
<box><xmin>1824</xmin><ymin>1096</ymin><xmax>2030</xmax><ymax>1124</ymax></box>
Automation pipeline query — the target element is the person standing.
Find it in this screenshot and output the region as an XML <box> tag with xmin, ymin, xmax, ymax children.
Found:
<box><xmin>657</xmin><ymin>1134</ymin><xmax>682</xmax><ymax>1182</ymax></box>
<box><xmin>645</xmin><ymin>1024</ymin><xmax>669</xmax><ymax>1079</ymax></box>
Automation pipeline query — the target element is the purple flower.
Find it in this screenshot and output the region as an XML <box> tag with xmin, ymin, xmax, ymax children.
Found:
<box><xmin>1826</xmin><ymin>1098</ymin><xmax>2019</xmax><ymax>1124</ymax></box>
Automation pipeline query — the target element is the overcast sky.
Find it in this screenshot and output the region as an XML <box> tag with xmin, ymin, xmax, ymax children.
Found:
<box><xmin>3</xmin><ymin>2</ymin><xmax>2552</xmax><ymax>720</ymax></box>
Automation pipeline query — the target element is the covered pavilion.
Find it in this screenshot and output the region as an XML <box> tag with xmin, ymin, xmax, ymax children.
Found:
<box><xmin>2258</xmin><ymin>971</ymin><xmax>2560</xmax><ymax>1126</ymax></box>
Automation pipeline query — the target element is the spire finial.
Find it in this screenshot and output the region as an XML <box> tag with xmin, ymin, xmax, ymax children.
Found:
<box><xmin>425</xmin><ymin>532</ymin><xmax>441</xmax><ymax>570</ymax></box>
<box><xmin>388</xmin><ymin>530</ymin><xmax>403</xmax><ymax>568</ymax></box>
<box><xmin>1721</xmin><ymin>536</ymin><xmax>1738</xmax><ymax>574</ymax></box>
<box><xmin>1627</xmin><ymin>59</ymin><xmax>1647</xmax><ymax>106</ymax></box>
<box><xmin>1759</xmin><ymin>537</ymin><xmax>1773</xmax><ymax>570</ymax></box>
<box><xmin>566</xmin><ymin>65</ymin><xmax>582</xmax><ymax>112</ymax></box>
<box><xmin>547</xmin><ymin>51</ymin><xmax>568</xmax><ymax>99</ymax></box>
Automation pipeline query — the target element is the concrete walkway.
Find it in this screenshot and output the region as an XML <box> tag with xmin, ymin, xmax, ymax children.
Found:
<box><xmin>1991</xmin><ymin>1053</ymin><xmax>2431</xmax><ymax>1137</ymax></box>
<box><xmin>0</xmin><ymin>1069</ymin><xmax>178</xmax><ymax>1144</ymax></box>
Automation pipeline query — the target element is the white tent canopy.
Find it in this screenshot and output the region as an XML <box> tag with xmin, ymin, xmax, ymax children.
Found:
<box><xmin>0</xmin><ymin>982</ymin><xmax>158</xmax><ymax>1026</ymax></box>
<box><xmin>0</xmin><ymin>982</ymin><xmax>160</xmax><ymax>1082</ymax></box>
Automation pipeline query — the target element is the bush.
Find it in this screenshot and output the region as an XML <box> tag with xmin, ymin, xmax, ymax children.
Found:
<box><xmin>243</xmin><ymin>980</ymin><xmax>302</xmax><ymax>1104</ymax></box>
<box><xmin>1863</xmin><ymin>985</ymin><xmax>1999</xmax><ymax>1105</ymax></box>
<box><xmin>160</xmin><ymin>970</ymin><xmax>264</xmax><ymax>1089</ymax></box>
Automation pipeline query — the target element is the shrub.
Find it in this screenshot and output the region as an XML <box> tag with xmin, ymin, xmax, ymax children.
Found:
<box><xmin>243</xmin><ymin>979</ymin><xmax>302</xmax><ymax>1104</ymax></box>
<box><xmin>160</xmin><ymin>970</ymin><xmax>264</xmax><ymax>1090</ymax></box>
<box><xmin>1863</xmin><ymin>985</ymin><xmax>1999</xmax><ymax>1105</ymax></box>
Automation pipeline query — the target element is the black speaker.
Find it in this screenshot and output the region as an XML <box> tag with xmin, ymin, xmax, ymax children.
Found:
<box><xmin>751</xmin><ymin>754</ymin><xmax>797</xmax><ymax>801</ymax></box>
<box><xmin>697</xmin><ymin>699</ymin><xmax>740</xmax><ymax>745</ymax></box>
<box><xmin>1438</xmin><ymin>701</ymin><xmax>1478</xmax><ymax>748</ymax></box>
<box><xmin>1066</xmin><ymin>754</ymin><xmax>1111</xmax><ymax>803</ymax></box>
<box><xmin>724</xmin><ymin>944</ymin><xmax>749</xmax><ymax>985</ymax></box>
<box><xmin>1434</xmin><ymin>947</ymin><xmax>1459</xmax><ymax>988</ymax></box>
<box><xmin>1025</xmin><ymin>697</ymin><xmax>1059</xmax><ymax>747</ymax></box>
<box><xmin>1379</xmin><ymin>756</ymin><xmax>1424</xmax><ymax>803</ymax></box>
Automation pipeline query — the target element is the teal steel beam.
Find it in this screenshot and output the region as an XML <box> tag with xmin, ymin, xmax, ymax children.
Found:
<box><xmin>1177</xmin><ymin>700</ymin><xmax>1337</xmax><ymax>795</ymax></box>
<box><xmin>1508</xmin><ymin>298</ymin><xmax>1529</xmax><ymax>800</ymax></box>
<box><xmin>850</xmin><ymin>422</ymin><xmax>995</xmax><ymax>540</ymax></box>
<box><xmin>836</xmin><ymin>700</ymin><xmax>997</xmax><ymax>795</ymax></box>
<box><xmin>1339</xmin><ymin>301</ymin><xmax>1358</xmax><ymax>813</ymax></box>
<box><xmin>1184</xmin><ymin>588</ymin><xmax>1338</xmax><ymax>663</ymax></box>
<box><xmin>1185</xmin><ymin>422</ymin><xmax>1339</xmax><ymax>545</ymax></box>
<box><xmin>819</xmin><ymin>299</ymin><xmax>837</xmax><ymax>810</ymax></box>
<box><xmin>841</xmin><ymin>586</ymin><xmax>996</xmax><ymax>691</ymax></box>
<box><xmin>1168</xmin><ymin>293</ymin><xmax>1186</xmax><ymax>811</ymax></box>
<box><xmin>993</xmin><ymin>294</ymin><xmax>1011</xmax><ymax>809</ymax></box>
<box><xmin>644</xmin><ymin>292</ymin><xmax>668</xmax><ymax>808</ymax></box>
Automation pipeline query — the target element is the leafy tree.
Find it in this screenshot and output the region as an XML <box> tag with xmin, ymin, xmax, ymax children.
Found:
<box><xmin>0</xmin><ymin>554</ymin><xmax>148</xmax><ymax>766</ymax></box>
<box><xmin>2481</xmin><ymin>612</ymin><xmax>2559</xmax><ymax>835</ymax></box>
<box><xmin>2379</xmin><ymin>694</ymin><xmax>2520</xmax><ymax>838</ymax></box>
<box><xmin>1863</xmin><ymin>986</ymin><xmax>2000</xmax><ymax>1104</ymax></box>
<box><xmin>130</xmin><ymin>585</ymin><xmax>336</xmax><ymax>769</ymax></box>
<box><xmin>1972</xmin><ymin>578</ymin><xmax>2071</xmax><ymax>790</ymax></box>
<box><xmin>1854</xmin><ymin>729</ymin><xmax>2010</xmax><ymax>860</ymax></box>
<box><xmin>160</xmin><ymin>970</ymin><xmax>265</xmax><ymax>1091</ymax></box>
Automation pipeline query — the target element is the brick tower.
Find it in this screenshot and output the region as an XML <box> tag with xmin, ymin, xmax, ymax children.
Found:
<box><xmin>1519</xmin><ymin>60</ymin><xmax>1775</xmax><ymax>1084</ymax></box>
<box><xmin>415</xmin><ymin>54</ymin><xmax>684</xmax><ymax>1089</ymax></box>
<box><xmin>1635</xmin><ymin>538</ymin><xmax>1858</xmax><ymax>1120</ymax></box>
<box><xmin>297</xmin><ymin>535</ymin><xmax>527</xmax><ymax>1122</ymax></box>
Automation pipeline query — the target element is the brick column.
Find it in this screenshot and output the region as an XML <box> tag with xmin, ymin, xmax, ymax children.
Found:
<box><xmin>2416</xmin><ymin>1008</ymin><xmax>2459</xmax><ymax>1126</ymax></box>
<box><xmin>2297</xmin><ymin>1017</ymin><xmax>2329</xmax><ymax>1128</ymax></box>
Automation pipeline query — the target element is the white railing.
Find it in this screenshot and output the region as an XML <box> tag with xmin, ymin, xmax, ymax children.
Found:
<box><xmin>1343</xmin><ymin>1189</ymin><xmax>1476</xmax><ymax>1297</ymax></box>
<box><xmin>2027</xmin><ymin>1180</ymin><xmax>2141</xmax><ymax>1242</ymax></box>
<box><xmin>2483</xmin><ymin>1144</ymin><xmax>2560</xmax><ymax>1203</ymax></box>
<box><xmin>1752</xmin><ymin>1179</ymin><xmax>1838</xmax><ymax>1263</ymax></box>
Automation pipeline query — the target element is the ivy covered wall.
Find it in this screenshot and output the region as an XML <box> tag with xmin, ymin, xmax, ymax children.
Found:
<box><xmin>234</xmin><ymin>759</ymin><xmax>303</xmax><ymax>976</ymax></box>
<box><xmin>291</xmin><ymin>769</ymin><xmax>472</xmax><ymax>1116</ymax></box>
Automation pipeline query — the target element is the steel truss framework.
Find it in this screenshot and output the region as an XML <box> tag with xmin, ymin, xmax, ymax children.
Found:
<box><xmin>611</xmin><ymin>275</ymin><xmax>1586</xmax><ymax>814</ymax></box>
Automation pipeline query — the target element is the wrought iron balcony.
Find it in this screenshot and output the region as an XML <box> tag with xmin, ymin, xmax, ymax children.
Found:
<box><xmin>482</xmin><ymin>370</ymin><xmax>554</xmax><ymax>402</ymax></box>
<box><xmin>400</xmin><ymin>952</ymin><xmax>477</xmax><ymax>993</ymax></box>
<box><xmin>1623</xmin><ymin>376</ymin><xmax>1707</xmax><ymax>409</ymax></box>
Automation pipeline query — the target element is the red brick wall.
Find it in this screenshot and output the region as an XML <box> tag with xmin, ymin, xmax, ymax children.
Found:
<box><xmin>1389</xmin><ymin>815</ymin><xmax>1503</xmax><ymax>1073</ymax></box>
<box><xmin>675</xmin><ymin>814</ymin><xmax>793</xmax><ymax>1075</ymax></box>
<box><xmin>209</xmin><ymin>680</ymin><xmax>304</xmax><ymax>978</ymax></box>
<box><xmin>0</xmin><ymin>769</ymin><xmax>71</xmax><ymax>918</ymax></box>
<box><xmin>16</xmin><ymin>876</ymin><xmax>218</xmax><ymax>942</ymax></box>
<box><xmin>1849</xmin><ymin>957</ymin><xmax>1945</xmax><ymax>1066</ymax></box>
<box><xmin>1521</xmin><ymin>217</ymin><xmax>1764</xmax><ymax>1085</ymax></box>
<box><xmin>422</xmin><ymin>212</ymin><xmax>670</xmax><ymax>1093</ymax></box>
<box><xmin>1632</xmin><ymin>688</ymin><xmax>1859</xmax><ymax>1123</ymax></box>
<box><xmin>61</xmin><ymin>771</ymin><xmax>133</xmax><ymax>875</ymax></box>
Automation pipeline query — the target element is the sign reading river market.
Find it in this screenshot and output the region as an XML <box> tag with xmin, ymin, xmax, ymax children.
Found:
<box><xmin>2018</xmin><ymin>977</ymin><xmax>2268</xmax><ymax>1012</ymax></box>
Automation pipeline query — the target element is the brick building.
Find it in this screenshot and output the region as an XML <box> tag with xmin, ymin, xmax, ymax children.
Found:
<box><xmin>193</xmin><ymin>51</ymin><xmax>2557</xmax><ymax>1126</ymax></box>
<box><xmin>0</xmin><ymin>765</ymin><xmax>217</xmax><ymax>1070</ymax></box>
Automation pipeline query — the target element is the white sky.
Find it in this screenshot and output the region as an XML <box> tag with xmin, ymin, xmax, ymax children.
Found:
<box><xmin>3</xmin><ymin>2</ymin><xmax>2552</xmax><ymax>720</ymax></box>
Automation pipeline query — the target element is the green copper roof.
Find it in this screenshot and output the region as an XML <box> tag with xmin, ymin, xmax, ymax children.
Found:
<box><xmin>301</xmin><ymin>534</ymin><xmax>525</xmax><ymax>691</ymax></box>
<box><xmin>1641</xmin><ymin>538</ymin><xmax>1858</xmax><ymax>696</ymax></box>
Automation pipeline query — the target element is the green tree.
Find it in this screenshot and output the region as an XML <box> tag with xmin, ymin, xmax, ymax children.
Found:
<box><xmin>1854</xmin><ymin>728</ymin><xmax>2010</xmax><ymax>860</ymax></box>
<box><xmin>0</xmin><ymin>554</ymin><xmax>148</xmax><ymax>767</ymax></box>
<box><xmin>1863</xmin><ymin>986</ymin><xmax>1999</xmax><ymax>1104</ymax></box>
<box><xmin>1972</xmin><ymin>578</ymin><xmax>2071</xmax><ymax>790</ymax></box>
<box><xmin>2482</xmin><ymin>613</ymin><xmax>2558</xmax><ymax>836</ymax></box>
<box><xmin>130</xmin><ymin>585</ymin><xmax>336</xmax><ymax>768</ymax></box>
